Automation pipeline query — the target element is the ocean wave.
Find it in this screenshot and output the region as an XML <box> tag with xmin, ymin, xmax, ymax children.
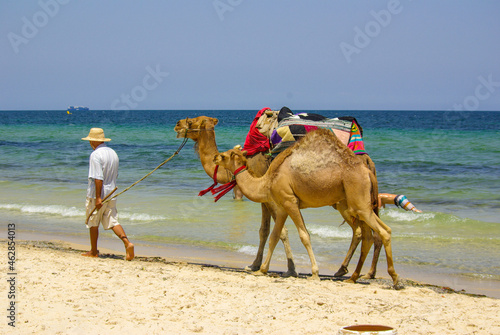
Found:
<box><xmin>382</xmin><ymin>209</ymin><xmax>435</xmax><ymax>222</ymax></box>
<box><xmin>308</xmin><ymin>225</ymin><xmax>352</xmax><ymax>239</ymax></box>
<box><xmin>0</xmin><ymin>203</ymin><xmax>83</xmax><ymax>217</ymax></box>
<box><xmin>119</xmin><ymin>212</ymin><xmax>167</xmax><ymax>222</ymax></box>
<box><xmin>237</xmin><ymin>245</ymin><xmax>258</xmax><ymax>256</ymax></box>
<box><xmin>0</xmin><ymin>203</ymin><xmax>166</xmax><ymax>222</ymax></box>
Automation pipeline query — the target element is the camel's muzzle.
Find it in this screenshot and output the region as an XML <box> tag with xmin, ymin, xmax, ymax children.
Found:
<box><xmin>174</xmin><ymin>127</ymin><xmax>187</xmax><ymax>138</ymax></box>
<box><xmin>213</xmin><ymin>155</ymin><xmax>222</xmax><ymax>165</ymax></box>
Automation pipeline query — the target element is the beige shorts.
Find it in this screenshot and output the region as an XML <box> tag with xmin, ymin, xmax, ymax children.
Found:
<box><xmin>85</xmin><ymin>198</ymin><xmax>120</xmax><ymax>230</ymax></box>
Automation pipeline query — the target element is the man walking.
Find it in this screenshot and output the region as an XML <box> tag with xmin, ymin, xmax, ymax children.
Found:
<box><xmin>81</xmin><ymin>128</ymin><xmax>134</xmax><ymax>260</ymax></box>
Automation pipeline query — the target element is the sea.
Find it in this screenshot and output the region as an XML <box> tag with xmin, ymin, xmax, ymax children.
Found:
<box><xmin>1</xmin><ymin>109</ymin><xmax>499</xmax><ymax>297</ymax></box>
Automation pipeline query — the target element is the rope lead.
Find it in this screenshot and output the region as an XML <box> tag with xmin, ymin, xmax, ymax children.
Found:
<box><xmin>104</xmin><ymin>136</ymin><xmax>189</xmax><ymax>204</ymax></box>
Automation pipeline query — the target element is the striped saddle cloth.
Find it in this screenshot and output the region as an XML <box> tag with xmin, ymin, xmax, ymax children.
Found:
<box><xmin>269</xmin><ymin>112</ymin><xmax>367</xmax><ymax>157</ymax></box>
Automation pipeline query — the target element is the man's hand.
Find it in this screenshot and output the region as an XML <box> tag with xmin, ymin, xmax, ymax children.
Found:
<box><xmin>95</xmin><ymin>197</ymin><xmax>103</xmax><ymax>210</ymax></box>
<box><xmin>95</xmin><ymin>179</ymin><xmax>104</xmax><ymax>209</ymax></box>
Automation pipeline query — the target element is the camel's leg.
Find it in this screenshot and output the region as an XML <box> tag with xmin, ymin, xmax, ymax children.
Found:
<box><xmin>247</xmin><ymin>203</ymin><xmax>297</xmax><ymax>277</ymax></box>
<box><xmin>233</xmin><ymin>186</ymin><xmax>244</xmax><ymax>200</ymax></box>
<box><xmin>334</xmin><ymin>221</ymin><xmax>361</xmax><ymax>277</ymax></box>
<box><xmin>255</xmin><ymin>209</ymin><xmax>288</xmax><ymax>277</ymax></box>
<box><xmin>278</xmin><ymin>224</ymin><xmax>297</xmax><ymax>278</ymax></box>
<box><xmin>247</xmin><ymin>203</ymin><xmax>271</xmax><ymax>272</ymax></box>
<box><xmin>358</xmin><ymin>211</ymin><xmax>399</xmax><ymax>287</ymax></box>
<box><xmin>360</xmin><ymin>230</ymin><xmax>382</xmax><ymax>279</ymax></box>
<box><xmin>268</xmin><ymin>201</ymin><xmax>297</xmax><ymax>277</ymax></box>
<box><xmin>332</xmin><ymin>202</ymin><xmax>362</xmax><ymax>277</ymax></box>
<box><xmin>345</xmin><ymin>223</ymin><xmax>373</xmax><ymax>283</ymax></box>
<box><xmin>283</xmin><ymin>201</ymin><xmax>320</xmax><ymax>280</ymax></box>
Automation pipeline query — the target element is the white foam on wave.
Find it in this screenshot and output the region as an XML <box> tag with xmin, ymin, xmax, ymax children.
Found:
<box><xmin>237</xmin><ymin>245</ymin><xmax>258</xmax><ymax>255</ymax></box>
<box><xmin>119</xmin><ymin>212</ymin><xmax>167</xmax><ymax>222</ymax></box>
<box><xmin>0</xmin><ymin>203</ymin><xmax>84</xmax><ymax>217</ymax></box>
<box><xmin>383</xmin><ymin>209</ymin><xmax>435</xmax><ymax>222</ymax></box>
<box><xmin>308</xmin><ymin>225</ymin><xmax>351</xmax><ymax>238</ymax></box>
<box><xmin>0</xmin><ymin>203</ymin><xmax>166</xmax><ymax>222</ymax></box>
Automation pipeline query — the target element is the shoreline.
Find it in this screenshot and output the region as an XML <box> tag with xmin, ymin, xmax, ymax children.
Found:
<box><xmin>11</xmin><ymin>228</ymin><xmax>500</xmax><ymax>299</ymax></box>
<box><xmin>12</xmin><ymin>239</ymin><xmax>493</xmax><ymax>298</ymax></box>
<box><xmin>2</xmin><ymin>239</ymin><xmax>500</xmax><ymax>334</ymax></box>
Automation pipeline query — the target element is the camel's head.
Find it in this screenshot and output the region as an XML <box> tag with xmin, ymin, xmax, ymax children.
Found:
<box><xmin>213</xmin><ymin>146</ymin><xmax>248</xmax><ymax>173</ymax></box>
<box><xmin>174</xmin><ymin>116</ymin><xmax>219</xmax><ymax>140</ymax></box>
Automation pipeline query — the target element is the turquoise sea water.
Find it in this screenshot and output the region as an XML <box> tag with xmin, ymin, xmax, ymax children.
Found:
<box><xmin>1</xmin><ymin>110</ymin><xmax>499</xmax><ymax>295</ymax></box>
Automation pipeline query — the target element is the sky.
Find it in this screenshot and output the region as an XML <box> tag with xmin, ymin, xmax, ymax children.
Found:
<box><xmin>1</xmin><ymin>0</ymin><xmax>500</xmax><ymax>111</ymax></box>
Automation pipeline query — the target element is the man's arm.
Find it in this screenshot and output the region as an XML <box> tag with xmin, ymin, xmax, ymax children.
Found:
<box><xmin>94</xmin><ymin>179</ymin><xmax>103</xmax><ymax>209</ymax></box>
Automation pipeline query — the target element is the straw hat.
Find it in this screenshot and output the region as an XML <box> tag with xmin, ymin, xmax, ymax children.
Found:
<box><xmin>81</xmin><ymin>128</ymin><xmax>111</xmax><ymax>142</ymax></box>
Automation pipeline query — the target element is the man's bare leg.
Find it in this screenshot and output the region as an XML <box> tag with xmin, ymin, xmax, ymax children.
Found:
<box><xmin>112</xmin><ymin>225</ymin><xmax>134</xmax><ymax>261</ymax></box>
<box><xmin>82</xmin><ymin>226</ymin><xmax>99</xmax><ymax>257</ymax></box>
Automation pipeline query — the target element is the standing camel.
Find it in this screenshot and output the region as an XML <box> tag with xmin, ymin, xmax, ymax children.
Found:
<box><xmin>175</xmin><ymin>116</ymin><xmax>384</xmax><ymax>280</ymax></box>
<box><xmin>214</xmin><ymin>128</ymin><xmax>400</xmax><ymax>287</ymax></box>
<box><xmin>175</xmin><ymin>116</ymin><xmax>297</xmax><ymax>277</ymax></box>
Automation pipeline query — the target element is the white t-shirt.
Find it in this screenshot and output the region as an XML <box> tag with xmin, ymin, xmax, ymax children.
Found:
<box><xmin>86</xmin><ymin>143</ymin><xmax>119</xmax><ymax>199</ymax></box>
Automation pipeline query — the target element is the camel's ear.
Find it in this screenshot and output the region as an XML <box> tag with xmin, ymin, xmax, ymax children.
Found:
<box><xmin>242</xmin><ymin>150</ymin><xmax>248</xmax><ymax>157</ymax></box>
<box><xmin>233</xmin><ymin>145</ymin><xmax>242</xmax><ymax>150</ymax></box>
<box><xmin>212</xmin><ymin>118</ymin><xmax>219</xmax><ymax>126</ymax></box>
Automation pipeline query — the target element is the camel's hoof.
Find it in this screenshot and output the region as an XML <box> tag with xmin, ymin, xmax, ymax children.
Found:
<box><xmin>360</xmin><ymin>273</ymin><xmax>376</xmax><ymax>280</ymax></box>
<box><xmin>392</xmin><ymin>275</ymin><xmax>404</xmax><ymax>290</ymax></box>
<box><xmin>308</xmin><ymin>274</ymin><xmax>320</xmax><ymax>281</ymax></box>
<box><xmin>281</xmin><ymin>270</ymin><xmax>298</xmax><ymax>278</ymax></box>
<box><xmin>393</xmin><ymin>282</ymin><xmax>405</xmax><ymax>290</ymax></box>
<box><xmin>333</xmin><ymin>267</ymin><xmax>348</xmax><ymax>277</ymax></box>
<box><xmin>343</xmin><ymin>278</ymin><xmax>356</xmax><ymax>284</ymax></box>
<box><xmin>252</xmin><ymin>270</ymin><xmax>266</xmax><ymax>277</ymax></box>
<box><xmin>245</xmin><ymin>265</ymin><xmax>260</xmax><ymax>272</ymax></box>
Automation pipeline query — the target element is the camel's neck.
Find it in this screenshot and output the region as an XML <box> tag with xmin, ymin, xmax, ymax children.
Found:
<box><xmin>196</xmin><ymin>130</ymin><xmax>231</xmax><ymax>183</ymax></box>
<box><xmin>235</xmin><ymin>169</ymin><xmax>271</xmax><ymax>203</ymax></box>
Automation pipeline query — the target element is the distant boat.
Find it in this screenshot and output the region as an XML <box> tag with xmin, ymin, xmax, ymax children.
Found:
<box><xmin>67</xmin><ymin>106</ymin><xmax>89</xmax><ymax>112</ymax></box>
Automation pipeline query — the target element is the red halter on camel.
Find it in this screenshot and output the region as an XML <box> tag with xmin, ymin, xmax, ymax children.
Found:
<box><xmin>198</xmin><ymin>165</ymin><xmax>247</xmax><ymax>202</ymax></box>
<box><xmin>199</xmin><ymin>165</ymin><xmax>247</xmax><ymax>202</ymax></box>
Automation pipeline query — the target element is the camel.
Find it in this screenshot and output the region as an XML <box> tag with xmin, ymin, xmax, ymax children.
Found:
<box><xmin>174</xmin><ymin>116</ymin><xmax>298</xmax><ymax>277</ymax></box>
<box><xmin>175</xmin><ymin>116</ymin><xmax>383</xmax><ymax>280</ymax></box>
<box><xmin>213</xmin><ymin>128</ymin><xmax>400</xmax><ymax>287</ymax></box>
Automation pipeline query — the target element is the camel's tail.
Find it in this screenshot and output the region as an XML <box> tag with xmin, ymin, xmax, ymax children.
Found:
<box><xmin>359</xmin><ymin>154</ymin><xmax>379</xmax><ymax>216</ymax></box>
<box><xmin>369</xmin><ymin>169</ymin><xmax>379</xmax><ymax>217</ymax></box>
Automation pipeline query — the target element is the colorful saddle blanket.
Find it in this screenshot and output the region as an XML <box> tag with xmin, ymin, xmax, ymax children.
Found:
<box><xmin>243</xmin><ymin>107</ymin><xmax>367</xmax><ymax>157</ymax></box>
<box><xmin>269</xmin><ymin>108</ymin><xmax>367</xmax><ymax>156</ymax></box>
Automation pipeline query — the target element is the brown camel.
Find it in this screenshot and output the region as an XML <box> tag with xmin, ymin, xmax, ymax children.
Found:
<box><xmin>174</xmin><ymin>116</ymin><xmax>297</xmax><ymax>277</ymax></box>
<box><xmin>175</xmin><ymin>116</ymin><xmax>384</xmax><ymax>280</ymax></box>
<box><xmin>214</xmin><ymin>128</ymin><xmax>400</xmax><ymax>287</ymax></box>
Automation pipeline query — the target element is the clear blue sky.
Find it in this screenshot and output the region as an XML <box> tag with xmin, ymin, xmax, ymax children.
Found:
<box><xmin>1</xmin><ymin>0</ymin><xmax>499</xmax><ymax>111</ymax></box>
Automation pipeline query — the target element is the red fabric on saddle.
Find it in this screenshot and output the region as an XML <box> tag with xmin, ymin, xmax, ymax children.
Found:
<box><xmin>243</xmin><ymin>107</ymin><xmax>271</xmax><ymax>156</ymax></box>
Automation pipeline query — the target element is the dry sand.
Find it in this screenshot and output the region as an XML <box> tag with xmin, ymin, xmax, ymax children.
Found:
<box><xmin>2</xmin><ymin>240</ymin><xmax>499</xmax><ymax>335</ymax></box>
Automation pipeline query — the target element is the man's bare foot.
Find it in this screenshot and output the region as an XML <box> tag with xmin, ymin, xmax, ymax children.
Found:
<box><xmin>126</xmin><ymin>243</ymin><xmax>134</xmax><ymax>261</ymax></box>
<box><xmin>81</xmin><ymin>250</ymin><xmax>99</xmax><ymax>258</ymax></box>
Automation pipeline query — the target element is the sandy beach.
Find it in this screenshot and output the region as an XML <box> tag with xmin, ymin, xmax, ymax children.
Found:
<box><xmin>1</xmin><ymin>239</ymin><xmax>499</xmax><ymax>335</ymax></box>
